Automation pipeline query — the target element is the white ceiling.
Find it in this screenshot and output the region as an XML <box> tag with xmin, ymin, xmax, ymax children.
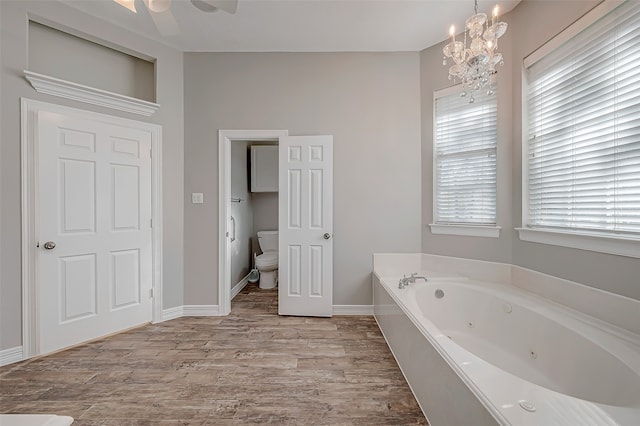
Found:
<box><xmin>60</xmin><ymin>0</ymin><xmax>520</xmax><ymax>52</ymax></box>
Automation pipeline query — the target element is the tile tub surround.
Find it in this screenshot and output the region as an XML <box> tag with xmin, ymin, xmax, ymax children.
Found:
<box><xmin>0</xmin><ymin>285</ymin><xmax>427</xmax><ymax>425</ymax></box>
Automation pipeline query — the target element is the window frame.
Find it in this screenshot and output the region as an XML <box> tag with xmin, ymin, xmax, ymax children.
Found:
<box><xmin>518</xmin><ymin>0</ymin><xmax>640</xmax><ymax>258</ymax></box>
<box><xmin>430</xmin><ymin>84</ymin><xmax>501</xmax><ymax>239</ymax></box>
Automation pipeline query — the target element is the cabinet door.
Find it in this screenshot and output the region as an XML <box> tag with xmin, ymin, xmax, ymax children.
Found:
<box><xmin>251</xmin><ymin>145</ymin><xmax>278</xmax><ymax>192</ymax></box>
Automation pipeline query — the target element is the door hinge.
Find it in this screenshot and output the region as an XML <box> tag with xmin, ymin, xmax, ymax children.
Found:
<box><xmin>150</xmin><ymin>148</ymin><xmax>152</xmax><ymax>159</ymax></box>
<box><xmin>149</xmin><ymin>288</ymin><xmax>154</xmax><ymax>298</ymax></box>
<box><xmin>150</xmin><ymin>218</ymin><xmax>153</xmax><ymax>228</ymax></box>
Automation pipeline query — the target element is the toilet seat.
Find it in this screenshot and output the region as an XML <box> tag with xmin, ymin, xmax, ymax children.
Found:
<box><xmin>255</xmin><ymin>252</ymin><xmax>278</xmax><ymax>269</ymax></box>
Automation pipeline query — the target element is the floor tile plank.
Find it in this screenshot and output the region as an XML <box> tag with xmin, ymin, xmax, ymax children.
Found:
<box><xmin>0</xmin><ymin>285</ymin><xmax>427</xmax><ymax>425</ymax></box>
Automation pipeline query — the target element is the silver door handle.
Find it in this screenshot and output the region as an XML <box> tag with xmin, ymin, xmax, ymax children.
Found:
<box><xmin>43</xmin><ymin>241</ymin><xmax>56</xmax><ymax>250</ymax></box>
<box><xmin>323</xmin><ymin>233</ymin><xmax>331</xmax><ymax>240</ymax></box>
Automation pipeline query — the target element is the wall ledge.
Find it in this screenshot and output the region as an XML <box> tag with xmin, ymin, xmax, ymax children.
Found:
<box><xmin>24</xmin><ymin>70</ymin><xmax>160</xmax><ymax>116</ymax></box>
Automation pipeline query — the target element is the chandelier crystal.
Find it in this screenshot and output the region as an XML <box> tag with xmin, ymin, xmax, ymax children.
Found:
<box><xmin>443</xmin><ymin>0</ymin><xmax>507</xmax><ymax>102</ymax></box>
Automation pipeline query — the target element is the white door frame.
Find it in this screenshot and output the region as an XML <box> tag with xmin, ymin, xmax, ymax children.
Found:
<box><xmin>218</xmin><ymin>129</ymin><xmax>288</xmax><ymax>315</ymax></box>
<box><xmin>20</xmin><ymin>98</ymin><xmax>163</xmax><ymax>358</ymax></box>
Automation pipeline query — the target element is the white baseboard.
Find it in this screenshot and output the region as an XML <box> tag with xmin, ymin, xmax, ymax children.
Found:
<box><xmin>0</xmin><ymin>346</ymin><xmax>24</xmax><ymax>366</ymax></box>
<box><xmin>183</xmin><ymin>305</ymin><xmax>220</xmax><ymax>316</ymax></box>
<box><xmin>332</xmin><ymin>305</ymin><xmax>374</xmax><ymax>315</ymax></box>
<box><xmin>231</xmin><ymin>274</ymin><xmax>250</xmax><ymax>300</ymax></box>
<box><xmin>161</xmin><ymin>304</ymin><xmax>221</xmax><ymax>319</ymax></box>
<box><xmin>161</xmin><ymin>306</ymin><xmax>184</xmax><ymax>322</ymax></box>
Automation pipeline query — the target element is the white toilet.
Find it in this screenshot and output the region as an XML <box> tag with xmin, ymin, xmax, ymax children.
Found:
<box><xmin>255</xmin><ymin>230</ymin><xmax>278</xmax><ymax>289</ymax></box>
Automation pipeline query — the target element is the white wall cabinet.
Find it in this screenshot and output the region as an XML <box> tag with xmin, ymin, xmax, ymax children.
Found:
<box><xmin>251</xmin><ymin>145</ymin><xmax>278</xmax><ymax>192</ymax></box>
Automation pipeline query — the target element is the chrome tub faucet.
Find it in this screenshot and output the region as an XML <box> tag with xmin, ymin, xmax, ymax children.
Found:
<box><xmin>398</xmin><ymin>273</ymin><xmax>428</xmax><ymax>289</ymax></box>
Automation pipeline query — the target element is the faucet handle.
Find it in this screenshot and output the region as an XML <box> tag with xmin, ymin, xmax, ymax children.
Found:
<box><xmin>410</xmin><ymin>272</ymin><xmax>417</xmax><ymax>277</ymax></box>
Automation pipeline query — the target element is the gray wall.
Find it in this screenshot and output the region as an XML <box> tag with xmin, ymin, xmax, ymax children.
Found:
<box><xmin>230</xmin><ymin>141</ymin><xmax>253</xmax><ymax>286</ymax></box>
<box><xmin>184</xmin><ymin>52</ymin><xmax>422</xmax><ymax>306</ymax></box>
<box><xmin>252</xmin><ymin>193</ymin><xmax>278</xmax><ymax>237</ymax></box>
<box><xmin>421</xmin><ymin>0</ymin><xmax>639</xmax><ymax>301</ymax></box>
<box><xmin>1</xmin><ymin>0</ymin><xmax>184</xmax><ymax>351</ymax></box>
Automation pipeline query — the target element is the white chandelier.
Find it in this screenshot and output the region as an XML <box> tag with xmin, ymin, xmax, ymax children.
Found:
<box><xmin>442</xmin><ymin>0</ymin><xmax>508</xmax><ymax>102</ymax></box>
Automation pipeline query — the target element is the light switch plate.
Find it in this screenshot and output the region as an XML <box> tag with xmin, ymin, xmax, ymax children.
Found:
<box><xmin>191</xmin><ymin>192</ymin><xmax>204</xmax><ymax>204</ymax></box>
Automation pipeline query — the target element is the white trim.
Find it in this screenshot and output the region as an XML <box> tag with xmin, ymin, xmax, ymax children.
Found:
<box><xmin>161</xmin><ymin>306</ymin><xmax>183</xmax><ymax>322</ymax></box>
<box><xmin>24</xmin><ymin>71</ymin><xmax>160</xmax><ymax>116</ymax></box>
<box><xmin>432</xmin><ymin>85</ymin><xmax>498</xmax><ymax>229</ymax></box>
<box><xmin>218</xmin><ymin>130</ymin><xmax>288</xmax><ymax>316</ymax></box>
<box><xmin>521</xmin><ymin>0</ymin><xmax>633</xmax><ymax>241</ymax></box>
<box><xmin>332</xmin><ymin>305</ymin><xmax>374</xmax><ymax>316</ymax></box>
<box><xmin>182</xmin><ymin>305</ymin><xmax>220</xmax><ymax>316</ymax></box>
<box><xmin>516</xmin><ymin>228</ymin><xmax>640</xmax><ymax>259</ymax></box>
<box><xmin>432</xmin><ymin>85</ymin><xmax>461</xmax><ymax>228</ymax></box>
<box><xmin>521</xmin><ymin>65</ymin><xmax>530</xmax><ymax>231</ymax></box>
<box><xmin>231</xmin><ymin>274</ymin><xmax>250</xmax><ymax>300</ymax></box>
<box><xmin>21</xmin><ymin>101</ymin><xmax>39</xmax><ymax>358</ymax></box>
<box><xmin>523</xmin><ymin>0</ymin><xmax>624</xmax><ymax>68</ymax></box>
<box><xmin>433</xmin><ymin>83</ymin><xmax>464</xmax><ymax>98</ymax></box>
<box><xmin>429</xmin><ymin>224</ymin><xmax>501</xmax><ymax>238</ymax></box>
<box><xmin>20</xmin><ymin>98</ymin><xmax>163</xmax><ymax>359</ymax></box>
<box><xmin>150</xmin><ymin>126</ymin><xmax>164</xmax><ymax>324</ymax></box>
<box><xmin>0</xmin><ymin>346</ymin><xmax>24</xmax><ymax>367</ymax></box>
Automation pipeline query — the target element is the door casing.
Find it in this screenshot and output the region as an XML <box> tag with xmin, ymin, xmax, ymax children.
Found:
<box><xmin>218</xmin><ymin>129</ymin><xmax>288</xmax><ymax>315</ymax></box>
<box><xmin>20</xmin><ymin>98</ymin><xmax>164</xmax><ymax>358</ymax></box>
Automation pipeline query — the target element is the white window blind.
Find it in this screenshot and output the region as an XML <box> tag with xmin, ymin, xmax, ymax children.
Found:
<box><xmin>434</xmin><ymin>88</ymin><xmax>497</xmax><ymax>225</ymax></box>
<box><xmin>525</xmin><ymin>0</ymin><xmax>640</xmax><ymax>236</ymax></box>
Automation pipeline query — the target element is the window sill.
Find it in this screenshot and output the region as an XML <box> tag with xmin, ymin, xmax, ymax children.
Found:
<box><xmin>429</xmin><ymin>224</ymin><xmax>501</xmax><ymax>238</ymax></box>
<box><xmin>516</xmin><ymin>228</ymin><xmax>640</xmax><ymax>259</ymax></box>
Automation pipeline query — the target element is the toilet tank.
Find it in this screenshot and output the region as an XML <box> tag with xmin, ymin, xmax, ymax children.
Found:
<box><xmin>257</xmin><ymin>230</ymin><xmax>278</xmax><ymax>252</ymax></box>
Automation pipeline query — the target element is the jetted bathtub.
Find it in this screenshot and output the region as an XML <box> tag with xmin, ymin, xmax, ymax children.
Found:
<box><xmin>373</xmin><ymin>272</ymin><xmax>640</xmax><ymax>425</ymax></box>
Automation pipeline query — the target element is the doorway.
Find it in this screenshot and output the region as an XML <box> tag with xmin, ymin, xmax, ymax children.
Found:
<box><xmin>21</xmin><ymin>99</ymin><xmax>163</xmax><ymax>357</ymax></box>
<box><xmin>218</xmin><ymin>130</ymin><xmax>288</xmax><ymax>315</ymax></box>
<box><xmin>218</xmin><ymin>131</ymin><xmax>335</xmax><ymax>317</ymax></box>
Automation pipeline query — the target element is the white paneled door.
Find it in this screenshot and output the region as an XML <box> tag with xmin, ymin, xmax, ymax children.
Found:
<box><xmin>278</xmin><ymin>136</ymin><xmax>333</xmax><ymax>316</ymax></box>
<box><xmin>37</xmin><ymin>110</ymin><xmax>153</xmax><ymax>354</ymax></box>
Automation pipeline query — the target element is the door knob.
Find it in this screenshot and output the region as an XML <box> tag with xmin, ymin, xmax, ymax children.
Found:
<box><xmin>323</xmin><ymin>233</ymin><xmax>331</xmax><ymax>240</ymax></box>
<box><xmin>43</xmin><ymin>241</ymin><xmax>56</xmax><ymax>250</ymax></box>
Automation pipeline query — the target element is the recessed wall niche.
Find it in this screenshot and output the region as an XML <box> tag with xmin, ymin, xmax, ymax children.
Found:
<box><xmin>28</xmin><ymin>21</ymin><xmax>156</xmax><ymax>102</ymax></box>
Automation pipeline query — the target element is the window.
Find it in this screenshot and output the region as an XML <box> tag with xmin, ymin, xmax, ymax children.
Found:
<box><xmin>521</xmin><ymin>0</ymin><xmax>640</xmax><ymax>256</ymax></box>
<box><xmin>431</xmin><ymin>86</ymin><xmax>499</xmax><ymax>238</ymax></box>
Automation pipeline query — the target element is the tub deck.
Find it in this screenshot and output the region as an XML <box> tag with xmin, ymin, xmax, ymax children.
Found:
<box><xmin>373</xmin><ymin>254</ymin><xmax>640</xmax><ymax>426</ymax></box>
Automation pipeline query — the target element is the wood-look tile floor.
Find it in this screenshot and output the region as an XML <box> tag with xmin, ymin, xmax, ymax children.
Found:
<box><xmin>0</xmin><ymin>285</ymin><xmax>427</xmax><ymax>425</ymax></box>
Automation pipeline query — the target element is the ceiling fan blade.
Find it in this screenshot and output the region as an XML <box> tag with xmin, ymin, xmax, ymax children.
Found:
<box><xmin>113</xmin><ymin>0</ymin><xmax>137</xmax><ymax>13</ymax></box>
<box><xmin>148</xmin><ymin>8</ymin><xmax>180</xmax><ymax>36</ymax></box>
<box><xmin>211</xmin><ymin>0</ymin><xmax>238</xmax><ymax>14</ymax></box>
<box><xmin>144</xmin><ymin>0</ymin><xmax>171</xmax><ymax>13</ymax></box>
<box><xmin>191</xmin><ymin>0</ymin><xmax>238</xmax><ymax>14</ymax></box>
